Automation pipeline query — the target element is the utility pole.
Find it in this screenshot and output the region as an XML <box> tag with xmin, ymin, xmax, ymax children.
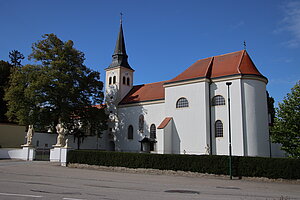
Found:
<box><xmin>226</xmin><ymin>82</ymin><xmax>233</xmax><ymax>180</ymax></box>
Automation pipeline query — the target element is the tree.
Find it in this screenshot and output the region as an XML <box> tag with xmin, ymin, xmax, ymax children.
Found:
<box><xmin>9</xmin><ymin>50</ymin><xmax>24</xmax><ymax>67</ymax></box>
<box><xmin>0</xmin><ymin>60</ymin><xmax>13</xmax><ymax>122</ymax></box>
<box><xmin>5</xmin><ymin>34</ymin><xmax>107</xmax><ymax>146</ymax></box>
<box><xmin>271</xmin><ymin>81</ymin><xmax>300</xmax><ymax>158</ymax></box>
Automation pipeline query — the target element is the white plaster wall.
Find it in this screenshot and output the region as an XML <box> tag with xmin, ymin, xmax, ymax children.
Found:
<box><xmin>0</xmin><ymin>148</ymin><xmax>23</xmax><ymax>159</ymax></box>
<box><xmin>210</xmin><ymin>79</ymin><xmax>245</xmax><ymax>156</ymax></box>
<box><xmin>105</xmin><ymin>67</ymin><xmax>133</xmax><ymax>104</ymax></box>
<box><xmin>105</xmin><ymin>68</ymin><xmax>120</xmax><ymax>105</ymax></box>
<box><xmin>0</xmin><ymin>148</ymin><xmax>35</xmax><ymax>160</ymax></box>
<box><xmin>119</xmin><ymin>68</ymin><xmax>133</xmax><ymax>101</ymax></box>
<box><xmin>154</xmin><ymin>119</ymin><xmax>173</xmax><ymax>154</ymax></box>
<box><xmin>242</xmin><ymin>79</ymin><xmax>270</xmax><ymax>157</ymax></box>
<box><xmin>210</xmin><ymin>82</ymin><xmax>228</xmax><ymax>155</ymax></box>
<box><xmin>114</xmin><ymin>78</ymin><xmax>270</xmax><ymax>157</ymax></box>
<box><xmin>165</xmin><ymin>82</ymin><xmax>208</xmax><ymax>155</ymax></box>
<box><xmin>117</xmin><ymin>102</ymin><xmax>165</xmax><ymax>152</ymax></box>
<box><xmin>156</xmin><ymin>128</ymin><xmax>164</xmax><ymax>154</ymax></box>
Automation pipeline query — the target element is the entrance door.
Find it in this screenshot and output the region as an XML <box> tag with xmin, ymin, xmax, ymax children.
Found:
<box><xmin>109</xmin><ymin>141</ymin><xmax>115</xmax><ymax>151</ymax></box>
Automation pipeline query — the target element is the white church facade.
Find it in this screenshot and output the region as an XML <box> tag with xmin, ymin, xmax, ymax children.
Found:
<box><xmin>104</xmin><ymin>22</ymin><xmax>270</xmax><ymax>157</ymax></box>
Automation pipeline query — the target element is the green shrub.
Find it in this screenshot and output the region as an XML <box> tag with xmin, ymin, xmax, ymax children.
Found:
<box><xmin>67</xmin><ymin>150</ymin><xmax>300</xmax><ymax>179</ymax></box>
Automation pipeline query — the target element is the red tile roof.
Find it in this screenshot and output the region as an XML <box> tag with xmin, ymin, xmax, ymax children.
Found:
<box><xmin>167</xmin><ymin>50</ymin><xmax>264</xmax><ymax>84</ymax></box>
<box><xmin>119</xmin><ymin>50</ymin><xmax>265</xmax><ymax>105</ymax></box>
<box><xmin>119</xmin><ymin>81</ymin><xmax>167</xmax><ymax>105</ymax></box>
<box><xmin>157</xmin><ymin>117</ymin><xmax>173</xmax><ymax>129</ymax></box>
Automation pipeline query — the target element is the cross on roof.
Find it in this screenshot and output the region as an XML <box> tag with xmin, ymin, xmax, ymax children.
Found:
<box><xmin>120</xmin><ymin>12</ymin><xmax>123</xmax><ymax>24</ymax></box>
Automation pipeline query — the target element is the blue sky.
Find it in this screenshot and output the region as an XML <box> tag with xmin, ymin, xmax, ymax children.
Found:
<box><xmin>0</xmin><ymin>0</ymin><xmax>299</xmax><ymax>106</ymax></box>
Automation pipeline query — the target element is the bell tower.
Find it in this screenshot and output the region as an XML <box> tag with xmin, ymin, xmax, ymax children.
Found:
<box><xmin>105</xmin><ymin>16</ymin><xmax>134</xmax><ymax>106</ymax></box>
<box><xmin>105</xmin><ymin>15</ymin><xmax>134</xmax><ymax>151</ymax></box>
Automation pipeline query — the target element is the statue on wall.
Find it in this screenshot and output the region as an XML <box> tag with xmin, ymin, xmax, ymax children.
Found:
<box><xmin>205</xmin><ymin>144</ymin><xmax>210</xmax><ymax>155</ymax></box>
<box><xmin>55</xmin><ymin>123</ymin><xmax>67</xmax><ymax>147</ymax></box>
<box><xmin>25</xmin><ymin>125</ymin><xmax>34</xmax><ymax>146</ymax></box>
<box><xmin>64</xmin><ymin>139</ymin><xmax>69</xmax><ymax>148</ymax></box>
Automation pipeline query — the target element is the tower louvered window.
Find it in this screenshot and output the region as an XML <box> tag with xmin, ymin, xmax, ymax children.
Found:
<box><xmin>127</xmin><ymin>77</ymin><xmax>130</xmax><ymax>86</ymax></box>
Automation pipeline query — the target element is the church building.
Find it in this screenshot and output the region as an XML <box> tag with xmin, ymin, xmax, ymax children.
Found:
<box><xmin>104</xmin><ymin>21</ymin><xmax>270</xmax><ymax>157</ymax></box>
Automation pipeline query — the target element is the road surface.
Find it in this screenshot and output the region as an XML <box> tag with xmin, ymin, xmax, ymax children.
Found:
<box><xmin>0</xmin><ymin>160</ymin><xmax>299</xmax><ymax>200</ymax></box>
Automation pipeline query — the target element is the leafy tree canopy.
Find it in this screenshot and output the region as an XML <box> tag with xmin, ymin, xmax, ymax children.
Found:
<box><xmin>0</xmin><ymin>60</ymin><xmax>13</xmax><ymax>122</ymax></box>
<box><xmin>9</xmin><ymin>50</ymin><xmax>24</xmax><ymax>67</ymax></box>
<box><xmin>271</xmin><ymin>81</ymin><xmax>300</xmax><ymax>158</ymax></box>
<box><xmin>5</xmin><ymin>33</ymin><xmax>107</xmax><ymax>134</ymax></box>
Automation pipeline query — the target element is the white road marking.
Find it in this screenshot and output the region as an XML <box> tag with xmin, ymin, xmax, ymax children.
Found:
<box><xmin>0</xmin><ymin>192</ymin><xmax>42</xmax><ymax>198</ymax></box>
<box><xmin>63</xmin><ymin>198</ymin><xmax>86</xmax><ymax>200</ymax></box>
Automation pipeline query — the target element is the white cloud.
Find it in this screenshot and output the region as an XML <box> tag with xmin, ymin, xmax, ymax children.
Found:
<box><xmin>230</xmin><ymin>21</ymin><xmax>245</xmax><ymax>30</ymax></box>
<box><xmin>279</xmin><ymin>1</ymin><xmax>300</xmax><ymax>48</ymax></box>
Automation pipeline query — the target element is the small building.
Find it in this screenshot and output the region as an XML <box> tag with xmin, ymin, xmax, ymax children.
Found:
<box><xmin>0</xmin><ymin>123</ymin><xmax>25</xmax><ymax>148</ymax></box>
<box><xmin>104</xmin><ymin>21</ymin><xmax>270</xmax><ymax>157</ymax></box>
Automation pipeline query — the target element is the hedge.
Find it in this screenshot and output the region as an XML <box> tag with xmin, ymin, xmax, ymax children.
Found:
<box><xmin>67</xmin><ymin>150</ymin><xmax>300</xmax><ymax>179</ymax></box>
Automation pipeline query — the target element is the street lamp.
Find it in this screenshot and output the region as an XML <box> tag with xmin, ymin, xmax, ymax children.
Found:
<box><xmin>226</xmin><ymin>82</ymin><xmax>232</xmax><ymax>180</ymax></box>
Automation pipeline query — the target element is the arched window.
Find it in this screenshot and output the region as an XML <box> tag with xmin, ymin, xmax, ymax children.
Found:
<box><xmin>123</xmin><ymin>76</ymin><xmax>126</xmax><ymax>84</ymax></box>
<box><xmin>128</xmin><ymin>125</ymin><xmax>133</xmax><ymax>139</ymax></box>
<box><xmin>212</xmin><ymin>95</ymin><xmax>225</xmax><ymax>106</ymax></box>
<box><xmin>150</xmin><ymin>124</ymin><xmax>156</xmax><ymax>139</ymax></box>
<box><xmin>215</xmin><ymin>120</ymin><xmax>223</xmax><ymax>137</ymax></box>
<box><xmin>109</xmin><ymin>77</ymin><xmax>112</xmax><ymax>85</ymax></box>
<box><xmin>127</xmin><ymin>77</ymin><xmax>130</xmax><ymax>86</ymax></box>
<box><xmin>113</xmin><ymin>76</ymin><xmax>116</xmax><ymax>84</ymax></box>
<box><xmin>139</xmin><ymin>115</ymin><xmax>144</xmax><ymax>133</ymax></box>
<box><xmin>176</xmin><ymin>97</ymin><xmax>189</xmax><ymax>108</ymax></box>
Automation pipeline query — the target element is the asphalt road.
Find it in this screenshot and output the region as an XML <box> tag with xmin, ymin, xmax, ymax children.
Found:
<box><xmin>0</xmin><ymin>160</ymin><xmax>299</xmax><ymax>200</ymax></box>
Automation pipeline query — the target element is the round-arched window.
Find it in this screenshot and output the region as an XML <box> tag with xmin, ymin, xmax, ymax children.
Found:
<box><xmin>139</xmin><ymin>115</ymin><xmax>144</xmax><ymax>133</ymax></box>
<box><xmin>215</xmin><ymin>120</ymin><xmax>223</xmax><ymax>137</ymax></box>
<box><xmin>212</xmin><ymin>95</ymin><xmax>225</xmax><ymax>106</ymax></box>
<box><xmin>150</xmin><ymin>124</ymin><xmax>156</xmax><ymax>139</ymax></box>
<box><xmin>176</xmin><ymin>97</ymin><xmax>189</xmax><ymax>108</ymax></box>
<box><xmin>128</xmin><ymin>125</ymin><xmax>133</xmax><ymax>139</ymax></box>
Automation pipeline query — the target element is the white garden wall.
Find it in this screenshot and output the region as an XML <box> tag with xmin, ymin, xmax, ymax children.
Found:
<box><xmin>31</xmin><ymin>132</ymin><xmax>105</xmax><ymax>150</ymax></box>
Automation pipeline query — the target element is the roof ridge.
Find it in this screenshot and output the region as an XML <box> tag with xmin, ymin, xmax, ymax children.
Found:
<box><xmin>237</xmin><ymin>50</ymin><xmax>246</xmax><ymax>74</ymax></box>
<box><xmin>204</xmin><ymin>57</ymin><xmax>214</xmax><ymax>78</ymax></box>
<box><xmin>189</xmin><ymin>50</ymin><xmax>244</xmax><ymax>63</ymax></box>
<box><xmin>213</xmin><ymin>50</ymin><xmax>244</xmax><ymax>58</ymax></box>
<box><xmin>135</xmin><ymin>80</ymin><xmax>169</xmax><ymax>87</ymax></box>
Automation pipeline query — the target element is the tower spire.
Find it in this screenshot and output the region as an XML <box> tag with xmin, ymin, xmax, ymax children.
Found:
<box><xmin>107</xmin><ymin>14</ymin><xmax>133</xmax><ymax>70</ymax></box>
<box><xmin>120</xmin><ymin>12</ymin><xmax>123</xmax><ymax>24</ymax></box>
